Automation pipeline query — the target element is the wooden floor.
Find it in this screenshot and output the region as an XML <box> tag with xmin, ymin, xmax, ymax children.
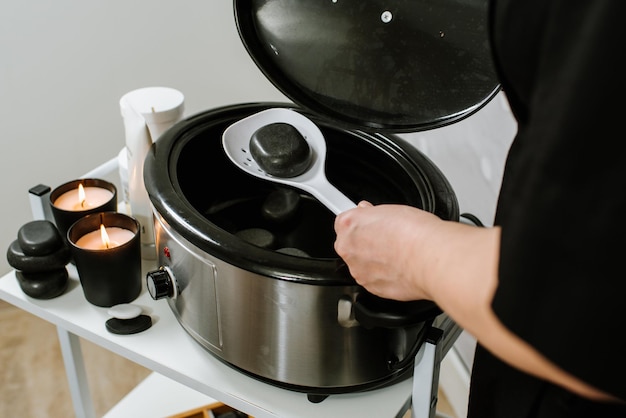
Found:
<box><xmin>0</xmin><ymin>299</ymin><xmax>456</xmax><ymax>418</ymax></box>
<box><xmin>0</xmin><ymin>299</ymin><xmax>151</xmax><ymax>417</ymax></box>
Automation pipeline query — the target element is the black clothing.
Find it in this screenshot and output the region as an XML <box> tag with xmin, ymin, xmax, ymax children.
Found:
<box><xmin>468</xmin><ymin>0</ymin><xmax>626</xmax><ymax>416</ymax></box>
<box><xmin>469</xmin><ymin>346</ymin><xmax>626</xmax><ymax>418</ymax></box>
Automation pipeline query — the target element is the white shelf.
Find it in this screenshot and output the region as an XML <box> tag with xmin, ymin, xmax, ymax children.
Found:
<box><xmin>103</xmin><ymin>372</ymin><xmax>218</xmax><ymax>418</ymax></box>
<box><xmin>0</xmin><ymin>266</ymin><xmax>414</xmax><ymax>418</ymax></box>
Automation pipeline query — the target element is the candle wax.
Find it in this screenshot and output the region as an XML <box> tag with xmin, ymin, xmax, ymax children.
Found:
<box><xmin>75</xmin><ymin>227</ymin><xmax>135</xmax><ymax>250</ymax></box>
<box><xmin>54</xmin><ymin>187</ymin><xmax>113</xmax><ymax>211</ymax></box>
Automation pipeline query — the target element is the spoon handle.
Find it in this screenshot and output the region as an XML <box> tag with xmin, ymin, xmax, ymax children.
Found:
<box><xmin>304</xmin><ymin>178</ymin><xmax>356</xmax><ymax>215</ymax></box>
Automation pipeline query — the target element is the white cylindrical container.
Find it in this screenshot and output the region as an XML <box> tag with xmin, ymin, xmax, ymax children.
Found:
<box><xmin>120</xmin><ymin>87</ymin><xmax>184</xmax><ymax>260</ymax></box>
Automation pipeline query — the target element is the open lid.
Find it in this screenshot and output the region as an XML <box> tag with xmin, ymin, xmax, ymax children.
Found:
<box><xmin>234</xmin><ymin>0</ymin><xmax>500</xmax><ymax>133</ymax></box>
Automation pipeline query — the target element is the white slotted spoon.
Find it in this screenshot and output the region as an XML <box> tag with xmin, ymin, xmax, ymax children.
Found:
<box><xmin>222</xmin><ymin>108</ymin><xmax>356</xmax><ymax>215</ymax></box>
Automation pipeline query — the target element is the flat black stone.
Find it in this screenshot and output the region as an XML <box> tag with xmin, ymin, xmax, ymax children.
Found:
<box><xmin>261</xmin><ymin>188</ymin><xmax>301</xmax><ymax>224</ymax></box>
<box><xmin>7</xmin><ymin>239</ymin><xmax>71</xmax><ymax>273</ymax></box>
<box><xmin>16</xmin><ymin>269</ymin><xmax>68</xmax><ymax>299</ymax></box>
<box><xmin>235</xmin><ymin>228</ymin><xmax>276</xmax><ymax>249</ymax></box>
<box><xmin>105</xmin><ymin>315</ymin><xmax>152</xmax><ymax>335</ymax></box>
<box><xmin>17</xmin><ymin>220</ymin><xmax>64</xmax><ymax>256</ymax></box>
<box><xmin>276</xmin><ymin>247</ymin><xmax>310</xmax><ymax>257</ymax></box>
<box><xmin>249</xmin><ymin>122</ymin><xmax>312</xmax><ymax>178</ymax></box>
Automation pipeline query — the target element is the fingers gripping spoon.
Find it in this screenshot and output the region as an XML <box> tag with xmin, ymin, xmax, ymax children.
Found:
<box><xmin>222</xmin><ymin>108</ymin><xmax>356</xmax><ymax>215</ymax></box>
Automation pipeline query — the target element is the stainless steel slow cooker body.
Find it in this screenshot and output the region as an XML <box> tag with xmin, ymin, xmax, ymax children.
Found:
<box><xmin>144</xmin><ymin>102</ymin><xmax>460</xmax><ymax>396</ymax></box>
<box><xmin>145</xmin><ymin>0</ymin><xmax>501</xmax><ymax>398</ymax></box>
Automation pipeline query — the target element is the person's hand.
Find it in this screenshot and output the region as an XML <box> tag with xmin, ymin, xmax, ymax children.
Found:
<box><xmin>334</xmin><ymin>201</ymin><xmax>499</xmax><ymax>316</ymax></box>
<box><xmin>334</xmin><ymin>201</ymin><xmax>446</xmax><ymax>301</ymax></box>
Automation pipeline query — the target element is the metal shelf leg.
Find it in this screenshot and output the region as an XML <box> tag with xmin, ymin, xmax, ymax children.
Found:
<box><xmin>411</xmin><ymin>327</ymin><xmax>444</xmax><ymax>418</ymax></box>
<box><xmin>57</xmin><ymin>327</ymin><xmax>96</xmax><ymax>418</ymax></box>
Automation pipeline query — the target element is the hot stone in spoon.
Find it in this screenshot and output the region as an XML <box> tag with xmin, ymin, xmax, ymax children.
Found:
<box><xmin>222</xmin><ymin>108</ymin><xmax>356</xmax><ymax>214</ymax></box>
<box><xmin>249</xmin><ymin>122</ymin><xmax>312</xmax><ymax>178</ymax></box>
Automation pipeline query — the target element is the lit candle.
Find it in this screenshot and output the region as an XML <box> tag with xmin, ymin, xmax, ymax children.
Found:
<box><xmin>49</xmin><ymin>179</ymin><xmax>117</xmax><ymax>245</ymax></box>
<box><xmin>75</xmin><ymin>224</ymin><xmax>135</xmax><ymax>250</ymax></box>
<box><xmin>53</xmin><ymin>184</ymin><xmax>114</xmax><ymax>211</ymax></box>
<box><xmin>67</xmin><ymin>212</ymin><xmax>141</xmax><ymax>307</ymax></box>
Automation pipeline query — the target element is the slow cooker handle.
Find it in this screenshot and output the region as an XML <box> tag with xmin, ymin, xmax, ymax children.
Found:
<box><xmin>388</xmin><ymin>317</ymin><xmax>436</xmax><ymax>371</ymax></box>
<box><xmin>352</xmin><ymin>293</ymin><xmax>441</xmax><ymax>329</ymax></box>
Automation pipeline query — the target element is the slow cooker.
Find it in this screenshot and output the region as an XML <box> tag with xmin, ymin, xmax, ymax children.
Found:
<box><xmin>144</xmin><ymin>0</ymin><xmax>499</xmax><ymax>402</ymax></box>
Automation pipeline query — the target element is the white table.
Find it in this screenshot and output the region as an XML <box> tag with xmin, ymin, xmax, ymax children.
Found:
<box><xmin>0</xmin><ymin>262</ymin><xmax>428</xmax><ymax>418</ymax></box>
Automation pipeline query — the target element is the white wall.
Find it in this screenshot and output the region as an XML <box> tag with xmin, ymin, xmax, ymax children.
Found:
<box><xmin>0</xmin><ymin>1</ymin><xmax>288</xmax><ymax>275</ymax></box>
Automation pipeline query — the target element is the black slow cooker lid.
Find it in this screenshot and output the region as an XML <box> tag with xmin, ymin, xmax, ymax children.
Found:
<box><xmin>233</xmin><ymin>0</ymin><xmax>500</xmax><ymax>133</ymax></box>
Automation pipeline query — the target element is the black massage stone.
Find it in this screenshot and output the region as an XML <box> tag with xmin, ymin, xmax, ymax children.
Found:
<box><xmin>17</xmin><ymin>220</ymin><xmax>64</xmax><ymax>256</ymax></box>
<box><xmin>261</xmin><ymin>188</ymin><xmax>301</xmax><ymax>224</ymax></box>
<box><xmin>7</xmin><ymin>240</ymin><xmax>71</xmax><ymax>273</ymax></box>
<box><xmin>8</xmin><ymin>220</ymin><xmax>71</xmax><ymax>300</ymax></box>
<box><xmin>235</xmin><ymin>228</ymin><xmax>276</xmax><ymax>249</ymax></box>
<box><xmin>105</xmin><ymin>314</ymin><xmax>152</xmax><ymax>335</ymax></box>
<box><xmin>276</xmin><ymin>247</ymin><xmax>310</xmax><ymax>257</ymax></box>
<box><xmin>16</xmin><ymin>269</ymin><xmax>68</xmax><ymax>299</ymax></box>
<box><xmin>249</xmin><ymin>122</ymin><xmax>312</xmax><ymax>178</ymax></box>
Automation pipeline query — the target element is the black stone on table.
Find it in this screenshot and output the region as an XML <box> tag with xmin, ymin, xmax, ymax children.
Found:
<box><xmin>7</xmin><ymin>239</ymin><xmax>71</xmax><ymax>273</ymax></box>
<box><xmin>17</xmin><ymin>220</ymin><xmax>64</xmax><ymax>256</ymax></box>
<box><xmin>15</xmin><ymin>269</ymin><xmax>68</xmax><ymax>299</ymax></box>
<box><xmin>7</xmin><ymin>220</ymin><xmax>70</xmax><ymax>300</ymax></box>
<box><xmin>105</xmin><ymin>315</ymin><xmax>152</xmax><ymax>335</ymax></box>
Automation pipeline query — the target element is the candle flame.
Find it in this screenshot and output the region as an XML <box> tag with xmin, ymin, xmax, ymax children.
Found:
<box><xmin>100</xmin><ymin>224</ymin><xmax>111</xmax><ymax>249</ymax></box>
<box><xmin>78</xmin><ymin>184</ymin><xmax>86</xmax><ymax>208</ymax></box>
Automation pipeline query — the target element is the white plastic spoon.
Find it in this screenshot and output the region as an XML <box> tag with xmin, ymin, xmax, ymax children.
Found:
<box><xmin>222</xmin><ymin>108</ymin><xmax>356</xmax><ymax>214</ymax></box>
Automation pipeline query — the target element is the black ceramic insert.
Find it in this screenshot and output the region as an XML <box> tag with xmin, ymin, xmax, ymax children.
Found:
<box><xmin>144</xmin><ymin>103</ymin><xmax>460</xmax><ymax>284</ymax></box>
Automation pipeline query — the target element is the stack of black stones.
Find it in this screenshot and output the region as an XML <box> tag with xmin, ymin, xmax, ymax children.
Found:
<box><xmin>6</xmin><ymin>220</ymin><xmax>70</xmax><ymax>299</ymax></box>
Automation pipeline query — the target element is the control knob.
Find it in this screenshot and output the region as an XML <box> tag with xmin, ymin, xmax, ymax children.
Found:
<box><xmin>146</xmin><ymin>266</ymin><xmax>176</xmax><ymax>299</ymax></box>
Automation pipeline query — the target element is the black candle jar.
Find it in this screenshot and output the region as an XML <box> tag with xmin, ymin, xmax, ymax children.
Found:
<box><xmin>50</xmin><ymin>178</ymin><xmax>117</xmax><ymax>245</ymax></box>
<box><xmin>67</xmin><ymin>212</ymin><xmax>141</xmax><ymax>307</ymax></box>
